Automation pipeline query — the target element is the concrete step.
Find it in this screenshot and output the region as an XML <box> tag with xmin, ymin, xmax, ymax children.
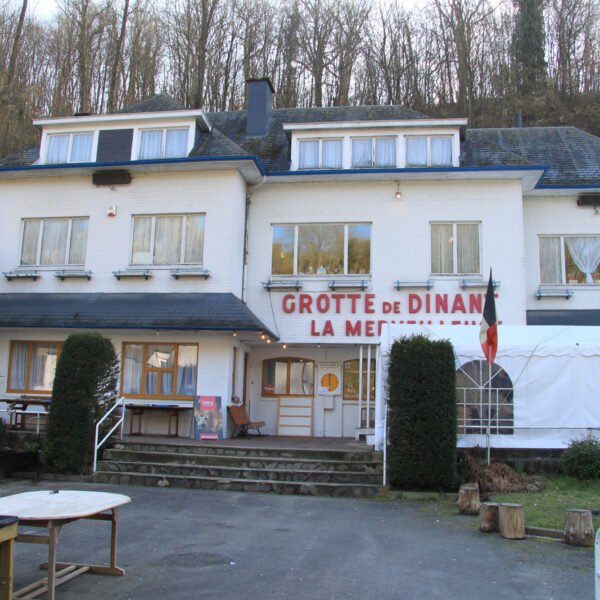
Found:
<box><xmin>97</xmin><ymin>459</ymin><xmax>382</xmax><ymax>484</ymax></box>
<box><xmin>102</xmin><ymin>448</ymin><xmax>382</xmax><ymax>473</ymax></box>
<box><xmin>111</xmin><ymin>441</ymin><xmax>381</xmax><ymax>463</ymax></box>
<box><xmin>93</xmin><ymin>470</ymin><xmax>382</xmax><ymax>497</ymax></box>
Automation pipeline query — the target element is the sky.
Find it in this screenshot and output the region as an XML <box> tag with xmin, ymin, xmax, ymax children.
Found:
<box><xmin>15</xmin><ymin>0</ymin><xmax>434</xmax><ymax>22</ymax></box>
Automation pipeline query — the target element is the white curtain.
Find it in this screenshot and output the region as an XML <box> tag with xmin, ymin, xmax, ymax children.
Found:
<box><xmin>20</xmin><ymin>220</ymin><xmax>40</xmax><ymax>265</ymax></box>
<box><xmin>184</xmin><ymin>215</ymin><xmax>205</xmax><ymax>263</ymax></box>
<box><xmin>70</xmin><ymin>133</ymin><xmax>93</xmax><ymax>162</ymax></box>
<box><xmin>40</xmin><ymin>219</ymin><xmax>68</xmax><ymax>265</ymax></box>
<box><xmin>375</xmin><ymin>138</ymin><xmax>396</xmax><ymax>167</ymax></box>
<box><xmin>165</xmin><ymin>129</ymin><xmax>188</xmax><ymax>158</ymax></box>
<box><xmin>566</xmin><ymin>237</ymin><xmax>600</xmax><ymax>284</ymax></box>
<box><xmin>299</xmin><ymin>141</ymin><xmax>319</xmax><ymax>168</ymax></box>
<box><xmin>123</xmin><ymin>344</ymin><xmax>143</xmax><ymax>394</ymax></box>
<box><xmin>139</xmin><ymin>130</ymin><xmax>163</xmax><ymax>159</ymax></box>
<box><xmin>47</xmin><ymin>135</ymin><xmax>69</xmax><ymax>163</ymax></box>
<box><xmin>9</xmin><ymin>342</ymin><xmax>28</xmax><ymax>389</ymax></box>
<box><xmin>132</xmin><ymin>217</ymin><xmax>152</xmax><ymax>264</ymax></box>
<box><xmin>176</xmin><ymin>345</ymin><xmax>198</xmax><ymax>396</ymax></box>
<box><xmin>29</xmin><ymin>343</ymin><xmax>58</xmax><ymax>391</ymax></box>
<box><xmin>431</xmin><ymin>224</ymin><xmax>453</xmax><ymax>273</ymax></box>
<box><xmin>539</xmin><ymin>237</ymin><xmax>561</xmax><ymax>284</ymax></box>
<box><xmin>154</xmin><ymin>216</ymin><xmax>182</xmax><ymax>264</ymax></box>
<box><xmin>322</xmin><ymin>140</ymin><xmax>342</xmax><ymax>168</ymax></box>
<box><xmin>431</xmin><ymin>137</ymin><xmax>452</xmax><ymax>166</ymax></box>
<box><xmin>406</xmin><ymin>137</ymin><xmax>427</xmax><ymax>166</ymax></box>
<box><xmin>68</xmin><ymin>218</ymin><xmax>88</xmax><ymax>264</ymax></box>
<box><xmin>457</xmin><ymin>224</ymin><xmax>480</xmax><ymax>273</ymax></box>
<box><xmin>352</xmin><ymin>139</ymin><xmax>372</xmax><ymax>167</ymax></box>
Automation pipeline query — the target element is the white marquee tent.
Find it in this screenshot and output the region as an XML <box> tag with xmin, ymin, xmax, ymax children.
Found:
<box><xmin>375</xmin><ymin>324</ymin><xmax>600</xmax><ymax>450</ymax></box>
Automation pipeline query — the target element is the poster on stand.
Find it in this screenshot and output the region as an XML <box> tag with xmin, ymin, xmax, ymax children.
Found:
<box><xmin>192</xmin><ymin>396</ymin><xmax>223</xmax><ymax>440</ymax></box>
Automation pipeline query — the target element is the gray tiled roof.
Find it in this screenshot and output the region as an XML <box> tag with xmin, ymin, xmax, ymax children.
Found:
<box><xmin>462</xmin><ymin>127</ymin><xmax>600</xmax><ymax>186</ymax></box>
<box><xmin>0</xmin><ymin>293</ymin><xmax>277</xmax><ymax>337</ymax></box>
<box><xmin>1</xmin><ymin>95</ymin><xmax>600</xmax><ymax>187</ymax></box>
<box><xmin>0</xmin><ymin>143</ymin><xmax>40</xmax><ymax>167</ymax></box>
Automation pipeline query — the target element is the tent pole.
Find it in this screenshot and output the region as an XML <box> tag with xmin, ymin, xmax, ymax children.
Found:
<box><xmin>487</xmin><ymin>360</ymin><xmax>491</xmax><ymax>465</ymax></box>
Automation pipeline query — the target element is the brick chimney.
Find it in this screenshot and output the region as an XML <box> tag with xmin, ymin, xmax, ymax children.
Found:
<box><xmin>246</xmin><ymin>78</ymin><xmax>274</xmax><ymax>137</ymax></box>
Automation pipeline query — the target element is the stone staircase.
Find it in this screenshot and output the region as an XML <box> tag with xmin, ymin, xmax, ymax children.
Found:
<box><xmin>94</xmin><ymin>440</ymin><xmax>383</xmax><ymax>497</ymax></box>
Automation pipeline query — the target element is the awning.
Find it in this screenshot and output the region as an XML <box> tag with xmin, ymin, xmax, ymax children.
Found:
<box><xmin>0</xmin><ymin>293</ymin><xmax>278</xmax><ymax>338</ymax></box>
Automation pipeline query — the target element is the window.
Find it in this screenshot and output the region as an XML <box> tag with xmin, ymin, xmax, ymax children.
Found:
<box><xmin>271</xmin><ymin>223</ymin><xmax>371</xmax><ymax>275</ymax></box>
<box><xmin>262</xmin><ymin>358</ymin><xmax>314</xmax><ymax>396</ymax></box>
<box><xmin>131</xmin><ymin>214</ymin><xmax>205</xmax><ymax>265</ymax></box>
<box><xmin>406</xmin><ymin>136</ymin><xmax>452</xmax><ymax>167</ymax></box>
<box><xmin>351</xmin><ymin>138</ymin><xmax>396</xmax><ymax>168</ymax></box>
<box><xmin>540</xmin><ymin>236</ymin><xmax>600</xmax><ymax>285</ymax></box>
<box><xmin>121</xmin><ymin>342</ymin><xmax>198</xmax><ymax>398</ymax></box>
<box><xmin>299</xmin><ymin>139</ymin><xmax>342</xmax><ymax>169</ymax></box>
<box><xmin>8</xmin><ymin>341</ymin><xmax>62</xmax><ymax>394</ymax></box>
<box><xmin>47</xmin><ymin>133</ymin><xmax>94</xmax><ymax>163</ymax></box>
<box><xmin>20</xmin><ymin>218</ymin><xmax>88</xmax><ymax>266</ymax></box>
<box><xmin>431</xmin><ymin>222</ymin><xmax>480</xmax><ymax>275</ymax></box>
<box><xmin>138</xmin><ymin>128</ymin><xmax>189</xmax><ymax>159</ymax></box>
<box><xmin>343</xmin><ymin>359</ymin><xmax>376</xmax><ymax>401</ymax></box>
<box><xmin>456</xmin><ymin>360</ymin><xmax>513</xmax><ymax>435</ymax></box>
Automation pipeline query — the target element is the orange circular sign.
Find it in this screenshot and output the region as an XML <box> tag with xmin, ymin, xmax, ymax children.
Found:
<box><xmin>320</xmin><ymin>373</ymin><xmax>339</xmax><ymax>392</ymax></box>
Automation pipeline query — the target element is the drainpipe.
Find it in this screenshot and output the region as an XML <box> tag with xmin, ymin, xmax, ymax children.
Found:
<box><xmin>242</xmin><ymin>176</ymin><xmax>267</xmax><ymax>303</ymax></box>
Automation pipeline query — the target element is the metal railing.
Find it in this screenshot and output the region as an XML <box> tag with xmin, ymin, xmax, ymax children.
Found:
<box><xmin>93</xmin><ymin>396</ymin><xmax>125</xmax><ymax>473</ymax></box>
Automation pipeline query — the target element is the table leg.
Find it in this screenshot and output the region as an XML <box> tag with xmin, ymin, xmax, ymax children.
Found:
<box><xmin>110</xmin><ymin>509</ymin><xmax>118</xmax><ymax>570</ymax></box>
<box><xmin>46</xmin><ymin>524</ymin><xmax>61</xmax><ymax>600</ymax></box>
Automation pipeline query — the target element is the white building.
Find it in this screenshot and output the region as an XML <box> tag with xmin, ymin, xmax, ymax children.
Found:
<box><xmin>1</xmin><ymin>78</ymin><xmax>599</xmax><ymax>445</ymax></box>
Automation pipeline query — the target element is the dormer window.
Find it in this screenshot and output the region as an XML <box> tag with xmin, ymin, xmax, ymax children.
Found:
<box><xmin>351</xmin><ymin>138</ymin><xmax>396</xmax><ymax>168</ymax></box>
<box><xmin>139</xmin><ymin>127</ymin><xmax>189</xmax><ymax>160</ymax></box>
<box><xmin>47</xmin><ymin>133</ymin><xmax>94</xmax><ymax>163</ymax></box>
<box><xmin>406</xmin><ymin>136</ymin><xmax>452</xmax><ymax>167</ymax></box>
<box><xmin>299</xmin><ymin>139</ymin><xmax>342</xmax><ymax>169</ymax></box>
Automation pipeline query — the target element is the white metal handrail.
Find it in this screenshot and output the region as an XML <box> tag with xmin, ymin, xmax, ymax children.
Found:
<box><xmin>93</xmin><ymin>396</ymin><xmax>125</xmax><ymax>473</ymax></box>
<box><xmin>596</xmin><ymin>527</ymin><xmax>600</xmax><ymax>600</ymax></box>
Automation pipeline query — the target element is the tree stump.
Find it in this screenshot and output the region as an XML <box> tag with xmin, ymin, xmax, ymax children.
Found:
<box><xmin>479</xmin><ymin>502</ymin><xmax>499</xmax><ymax>533</ymax></box>
<box><xmin>457</xmin><ymin>483</ymin><xmax>480</xmax><ymax>515</ymax></box>
<box><xmin>564</xmin><ymin>509</ymin><xmax>594</xmax><ymax>547</ymax></box>
<box><xmin>499</xmin><ymin>503</ymin><xmax>525</xmax><ymax>539</ymax></box>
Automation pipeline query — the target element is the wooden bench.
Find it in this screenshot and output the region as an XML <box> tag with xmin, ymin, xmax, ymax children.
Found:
<box><xmin>228</xmin><ymin>405</ymin><xmax>265</xmax><ymax>437</ymax></box>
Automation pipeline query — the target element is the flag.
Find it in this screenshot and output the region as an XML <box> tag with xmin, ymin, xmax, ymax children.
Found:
<box><xmin>479</xmin><ymin>269</ymin><xmax>498</xmax><ymax>364</ymax></box>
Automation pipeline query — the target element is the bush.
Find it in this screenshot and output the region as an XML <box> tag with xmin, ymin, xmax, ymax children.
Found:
<box><xmin>43</xmin><ymin>332</ymin><xmax>118</xmax><ymax>473</ymax></box>
<box><xmin>560</xmin><ymin>438</ymin><xmax>600</xmax><ymax>480</ymax></box>
<box><xmin>387</xmin><ymin>335</ymin><xmax>457</xmax><ymax>490</ymax></box>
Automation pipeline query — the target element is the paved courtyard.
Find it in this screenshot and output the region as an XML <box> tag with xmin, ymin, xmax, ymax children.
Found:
<box><xmin>2</xmin><ymin>478</ymin><xmax>594</xmax><ymax>599</ymax></box>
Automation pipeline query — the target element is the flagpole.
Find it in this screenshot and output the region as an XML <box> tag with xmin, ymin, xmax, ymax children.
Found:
<box><xmin>487</xmin><ymin>359</ymin><xmax>491</xmax><ymax>465</ymax></box>
<box><xmin>480</xmin><ymin>268</ymin><xmax>497</xmax><ymax>467</ymax></box>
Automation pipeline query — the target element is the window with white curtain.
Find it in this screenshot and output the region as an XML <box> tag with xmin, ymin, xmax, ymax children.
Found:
<box><xmin>539</xmin><ymin>235</ymin><xmax>600</xmax><ymax>284</ymax></box>
<box><xmin>131</xmin><ymin>214</ymin><xmax>205</xmax><ymax>265</ymax></box>
<box><xmin>20</xmin><ymin>218</ymin><xmax>89</xmax><ymax>266</ymax></box>
<box><xmin>431</xmin><ymin>222</ymin><xmax>480</xmax><ymax>275</ymax></box>
<box><xmin>406</xmin><ymin>136</ymin><xmax>453</xmax><ymax>167</ymax></box>
<box><xmin>351</xmin><ymin>138</ymin><xmax>396</xmax><ymax>168</ymax></box>
<box><xmin>121</xmin><ymin>342</ymin><xmax>198</xmax><ymax>398</ymax></box>
<box><xmin>46</xmin><ymin>133</ymin><xmax>94</xmax><ymax>163</ymax></box>
<box><xmin>138</xmin><ymin>128</ymin><xmax>189</xmax><ymax>159</ymax></box>
<box><xmin>8</xmin><ymin>341</ymin><xmax>62</xmax><ymax>393</ymax></box>
<box><xmin>298</xmin><ymin>139</ymin><xmax>342</xmax><ymax>169</ymax></box>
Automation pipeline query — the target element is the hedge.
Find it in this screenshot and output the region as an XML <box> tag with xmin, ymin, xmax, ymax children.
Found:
<box><xmin>387</xmin><ymin>335</ymin><xmax>457</xmax><ymax>490</ymax></box>
<box><xmin>43</xmin><ymin>332</ymin><xmax>118</xmax><ymax>473</ymax></box>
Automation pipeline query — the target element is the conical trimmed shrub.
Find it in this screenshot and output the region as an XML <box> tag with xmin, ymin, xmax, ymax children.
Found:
<box><xmin>43</xmin><ymin>332</ymin><xmax>118</xmax><ymax>473</ymax></box>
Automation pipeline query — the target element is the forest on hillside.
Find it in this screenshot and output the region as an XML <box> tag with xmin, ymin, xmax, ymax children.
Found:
<box><xmin>1</xmin><ymin>0</ymin><xmax>599</xmax><ymax>157</ymax></box>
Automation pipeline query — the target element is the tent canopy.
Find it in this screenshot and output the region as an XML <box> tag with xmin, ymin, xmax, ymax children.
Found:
<box><xmin>378</xmin><ymin>324</ymin><xmax>600</xmax><ymax>449</ymax></box>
